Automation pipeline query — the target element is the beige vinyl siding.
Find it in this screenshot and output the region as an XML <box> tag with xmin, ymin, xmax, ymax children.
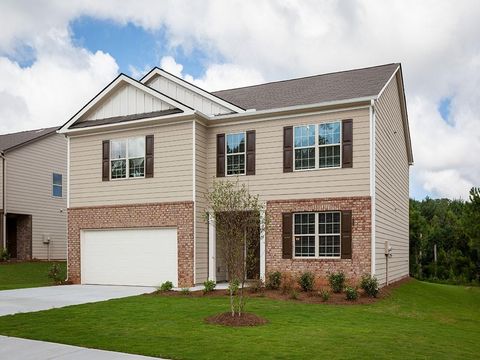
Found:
<box><xmin>69</xmin><ymin>121</ymin><xmax>193</xmax><ymax>207</ymax></box>
<box><xmin>84</xmin><ymin>83</ymin><xmax>174</xmax><ymax>121</ymax></box>
<box><xmin>147</xmin><ymin>75</ymin><xmax>232</xmax><ymax>115</ymax></box>
<box><xmin>205</xmin><ymin>108</ymin><xmax>371</xmax><ymax>201</ymax></box>
<box><xmin>195</xmin><ymin>122</ymin><xmax>209</xmax><ymax>283</ymax></box>
<box><xmin>0</xmin><ymin>158</ymin><xmax>3</xmax><ymax>210</ymax></box>
<box><xmin>374</xmin><ymin>75</ymin><xmax>410</xmax><ymax>285</ymax></box>
<box><xmin>6</xmin><ymin>134</ymin><xmax>67</xmax><ymax>259</ymax></box>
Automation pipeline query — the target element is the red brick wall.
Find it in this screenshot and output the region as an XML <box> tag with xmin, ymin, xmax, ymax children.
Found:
<box><xmin>266</xmin><ymin>196</ymin><xmax>371</xmax><ymax>285</ymax></box>
<box><xmin>68</xmin><ymin>201</ymin><xmax>194</xmax><ymax>287</ymax></box>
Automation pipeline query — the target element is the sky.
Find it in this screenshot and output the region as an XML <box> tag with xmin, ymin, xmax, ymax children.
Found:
<box><xmin>0</xmin><ymin>0</ymin><xmax>479</xmax><ymax>200</ymax></box>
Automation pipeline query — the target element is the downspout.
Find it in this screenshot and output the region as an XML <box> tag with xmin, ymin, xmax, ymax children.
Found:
<box><xmin>1</xmin><ymin>152</ymin><xmax>5</xmax><ymax>250</ymax></box>
<box><xmin>370</xmin><ymin>99</ymin><xmax>376</xmax><ymax>277</ymax></box>
<box><xmin>65</xmin><ymin>135</ymin><xmax>70</xmax><ymax>281</ymax></box>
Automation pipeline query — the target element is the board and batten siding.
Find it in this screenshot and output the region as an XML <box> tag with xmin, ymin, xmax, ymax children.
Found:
<box><xmin>195</xmin><ymin>122</ymin><xmax>209</xmax><ymax>283</ymax></box>
<box><xmin>147</xmin><ymin>75</ymin><xmax>232</xmax><ymax>116</ymax></box>
<box><xmin>84</xmin><ymin>83</ymin><xmax>174</xmax><ymax>121</ymax></box>
<box><xmin>374</xmin><ymin>76</ymin><xmax>410</xmax><ymax>285</ymax></box>
<box><xmin>5</xmin><ymin>133</ymin><xmax>67</xmax><ymax>259</ymax></box>
<box><xmin>69</xmin><ymin>121</ymin><xmax>193</xmax><ymax>207</ymax></box>
<box><xmin>205</xmin><ymin>108</ymin><xmax>371</xmax><ymax>201</ymax></box>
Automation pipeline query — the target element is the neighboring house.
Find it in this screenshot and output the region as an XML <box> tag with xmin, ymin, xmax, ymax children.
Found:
<box><xmin>59</xmin><ymin>63</ymin><xmax>413</xmax><ymax>288</ymax></box>
<box><xmin>0</xmin><ymin>127</ymin><xmax>68</xmax><ymax>260</ymax></box>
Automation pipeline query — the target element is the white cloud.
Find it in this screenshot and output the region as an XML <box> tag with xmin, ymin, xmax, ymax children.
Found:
<box><xmin>0</xmin><ymin>0</ymin><xmax>479</xmax><ymax>198</ymax></box>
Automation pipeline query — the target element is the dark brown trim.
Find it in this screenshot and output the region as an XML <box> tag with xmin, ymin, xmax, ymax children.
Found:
<box><xmin>216</xmin><ymin>133</ymin><xmax>225</xmax><ymax>177</ymax></box>
<box><xmin>282</xmin><ymin>213</ymin><xmax>293</xmax><ymax>259</ymax></box>
<box><xmin>102</xmin><ymin>140</ymin><xmax>110</xmax><ymax>181</ymax></box>
<box><xmin>145</xmin><ymin>135</ymin><xmax>154</xmax><ymax>178</ymax></box>
<box><xmin>283</xmin><ymin>126</ymin><xmax>293</xmax><ymax>172</ymax></box>
<box><xmin>246</xmin><ymin>130</ymin><xmax>256</xmax><ymax>175</ymax></box>
<box><xmin>341</xmin><ymin>210</ymin><xmax>352</xmax><ymax>259</ymax></box>
<box><xmin>342</xmin><ymin>119</ymin><xmax>353</xmax><ymax>168</ymax></box>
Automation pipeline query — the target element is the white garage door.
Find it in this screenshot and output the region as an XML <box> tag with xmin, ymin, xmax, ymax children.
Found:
<box><xmin>81</xmin><ymin>228</ymin><xmax>178</xmax><ymax>287</ymax></box>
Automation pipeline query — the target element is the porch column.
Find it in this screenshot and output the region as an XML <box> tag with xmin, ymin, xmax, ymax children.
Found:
<box><xmin>260</xmin><ymin>208</ymin><xmax>266</xmax><ymax>282</ymax></box>
<box><xmin>208</xmin><ymin>212</ymin><xmax>216</xmax><ymax>282</ymax></box>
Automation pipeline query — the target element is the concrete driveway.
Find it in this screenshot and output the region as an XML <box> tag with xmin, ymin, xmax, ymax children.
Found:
<box><xmin>0</xmin><ymin>285</ymin><xmax>154</xmax><ymax>316</ymax></box>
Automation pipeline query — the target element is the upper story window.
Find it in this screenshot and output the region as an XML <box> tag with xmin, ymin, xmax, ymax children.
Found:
<box><xmin>226</xmin><ymin>132</ymin><xmax>246</xmax><ymax>175</ymax></box>
<box><xmin>293</xmin><ymin>121</ymin><xmax>341</xmax><ymax>171</ymax></box>
<box><xmin>52</xmin><ymin>173</ymin><xmax>62</xmax><ymax>197</ymax></box>
<box><xmin>110</xmin><ymin>137</ymin><xmax>145</xmax><ymax>180</ymax></box>
<box><xmin>293</xmin><ymin>211</ymin><xmax>341</xmax><ymax>258</ymax></box>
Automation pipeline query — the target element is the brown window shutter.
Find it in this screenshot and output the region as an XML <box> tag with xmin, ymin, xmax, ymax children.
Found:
<box><xmin>342</xmin><ymin>119</ymin><xmax>353</xmax><ymax>168</ymax></box>
<box><xmin>246</xmin><ymin>130</ymin><xmax>256</xmax><ymax>175</ymax></box>
<box><xmin>341</xmin><ymin>210</ymin><xmax>352</xmax><ymax>259</ymax></box>
<box><xmin>102</xmin><ymin>140</ymin><xmax>110</xmax><ymax>181</ymax></box>
<box><xmin>283</xmin><ymin>126</ymin><xmax>293</xmax><ymax>172</ymax></box>
<box><xmin>216</xmin><ymin>133</ymin><xmax>225</xmax><ymax>177</ymax></box>
<box><xmin>145</xmin><ymin>135</ymin><xmax>154</xmax><ymax>178</ymax></box>
<box><xmin>282</xmin><ymin>213</ymin><xmax>293</xmax><ymax>259</ymax></box>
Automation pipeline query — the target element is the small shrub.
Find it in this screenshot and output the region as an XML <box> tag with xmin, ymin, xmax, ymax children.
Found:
<box><xmin>360</xmin><ymin>274</ymin><xmax>379</xmax><ymax>298</ymax></box>
<box><xmin>249</xmin><ymin>278</ymin><xmax>264</xmax><ymax>293</ymax></box>
<box><xmin>0</xmin><ymin>249</ymin><xmax>10</xmax><ymax>262</ymax></box>
<box><xmin>298</xmin><ymin>271</ymin><xmax>315</xmax><ymax>292</ymax></box>
<box><xmin>328</xmin><ymin>272</ymin><xmax>346</xmax><ymax>293</ymax></box>
<box><xmin>159</xmin><ymin>281</ymin><xmax>173</xmax><ymax>292</ymax></box>
<box><xmin>47</xmin><ymin>263</ymin><xmax>63</xmax><ymax>284</ymax></box>
<box><xmin>289</xmin><ymin>289</ymin><xmax>299</xmax><ymax>300</ymax></box>
<box><xmin>281</xmin><ymin>273</ymin><xmax>295</xmax><ymax>294</ymax></box>
<box><xmin>180</xmin><ymin>288</ymin><xmax>191</xmax><ymax>295</ymax></box>
<box><xmin>319</xmin><ymin>288</ymin><xmax>330</xmax><ymax>302</ymax></box>
<box><xmin>345</xmin><ymin>286</ymin><xmax>358</xmax><ymax>301</ymax></box>
<box><xmin>266</xmin><ymin>271</ymin><xmax>282</xmax><ymax>290</ymax></box>
<box><xmin>203</xmin><ymin>280</ymin><xmax>216</xmax><ymax>294</ymax></box>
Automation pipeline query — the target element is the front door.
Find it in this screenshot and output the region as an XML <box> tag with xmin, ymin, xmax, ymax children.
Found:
<box><xmin>6</xmin><ymin>218</ymin><xmax>17</xmax><ymax>258</ymax></box>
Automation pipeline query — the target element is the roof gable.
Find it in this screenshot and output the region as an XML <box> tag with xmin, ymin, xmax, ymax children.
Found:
<box><xmin>59</xmin><ymin>74</ymin><xmax>194</xmax><ymax>133</ymax></box>
<box><xmin>0</xmin><ymin>126</ymin><xmax>58</xmax><ymax>152</ymax></box>
<box><xmin>141</xmin><ymin>68</ymin><xmax>246</xmax><ymax>115</ymax></box>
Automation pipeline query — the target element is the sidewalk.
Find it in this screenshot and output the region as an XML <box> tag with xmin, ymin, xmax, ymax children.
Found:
<box><xmin>0</xmin><ymin>336</ymin><xmax>165</xmax><ymax>359</ymax></box>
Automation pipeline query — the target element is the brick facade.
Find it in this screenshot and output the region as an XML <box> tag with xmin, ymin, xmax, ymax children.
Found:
<box><xmin>67</xmin><ymin>201</ymin><xmax>194</xmax><ymax>287</ymax></box>
<box><xmin>16</xmin><ymin>215</ymin><xmax>32</xmax><ymax>260</ymax></box>
<box><xmin>266</xmin><ymin>196</ymin><xmax>371</xmax><ymax>285</ymax></box>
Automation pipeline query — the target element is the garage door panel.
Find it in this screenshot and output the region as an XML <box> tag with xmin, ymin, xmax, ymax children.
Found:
<box><xmin>81</xmin><ymin>228</ymin><xmax>178</xmax><ymax>287</ymax></box>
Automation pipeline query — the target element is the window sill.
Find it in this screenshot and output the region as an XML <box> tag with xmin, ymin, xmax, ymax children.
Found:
<box><xmin>292</xmin><ymin>257</ymin><xmax>343</xmax><ymax>261</ymax></box>
<box><xmin>292</xmin><ymin>166</ymin><xmax>342</xmax><ymax>172</ymax></box>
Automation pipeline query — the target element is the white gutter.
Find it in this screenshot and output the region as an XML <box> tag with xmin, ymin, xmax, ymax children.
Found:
<box><xmin>370</xmin><ymin>99</ymin><xmax>376</xmax><ymax>276</ymax></box>
<box><xmin>192</xmin><ymin>120</ymin><xmax>196</xmax><ymax>284</ymax></box>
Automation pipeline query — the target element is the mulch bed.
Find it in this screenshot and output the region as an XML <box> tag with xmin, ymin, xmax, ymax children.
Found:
<box><xmin>151</xmin><ymin>277</ymin><xmax>412</xmax><ymax>305</ymax></box>
<box><xmin>205</xmin><ymin>312</ymin><xmax>268</xmax><ymax>327</ymax></box>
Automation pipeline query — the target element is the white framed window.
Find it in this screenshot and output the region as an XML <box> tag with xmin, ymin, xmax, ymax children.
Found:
<box><xmin>52</xmin><ymin>173</ymin><xmax>62</xmax><ymax>197</ymax></box>
<box><xmin>293</xmin><ymin>121</ymin><xmax>342</xmax><ymax>171</ymax></box>
<box><xmin>110</xmin><ymin>137</ymin><xmax>145</xmax><ymax>180</ymax></box>
<box><xmin>226</xmin><ymin>132</ymin><xmax>246</xmax><ymax>175</ymax></box>
<box><xmin>293</xmin><ymin>211</ymin><xmax>341</xmax><ymax>258</ymax></box>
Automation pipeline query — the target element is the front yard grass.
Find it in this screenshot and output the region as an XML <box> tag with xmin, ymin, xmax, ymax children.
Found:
<box><xmin>0</xmin><ymin>279</ymin><xmax>479</xmax><ymax>359</ymax></box>
<box><xmin>0</xmin><ymin>261</ymin><xmax>66</xmax><ymax>290</ymax></box>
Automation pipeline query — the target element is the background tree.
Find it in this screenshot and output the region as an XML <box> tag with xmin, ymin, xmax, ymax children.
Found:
<box><xmin>205</xmin><ymin>180</ymin><xmax>267</xmax><ymax>317</ymax></box>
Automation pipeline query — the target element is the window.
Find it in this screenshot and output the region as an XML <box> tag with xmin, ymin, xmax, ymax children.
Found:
<box><xmin>110</xmin><ymin>137</ymin><xmax>145</xmax><ymax>179</ymax></box>
<box><xmin>52</xmin><ymin>173</ymin><xmax>62</xmax><ymax>197</ymax></box>
<box><xmin>319</xmin><ymin>122</ymin><xmax>341</xmax><ymax>168</ymax></box>
<box><xmin>293</xmin><ymin>211</ymin><xmax>341</xmax><ymax>258</ymax></box>
<box><xmin>226</xmin><ymin>132</ymin><xmax>245</xmax><ymax>175</ymax></box>
<box><xmin>294</xmin><ymin>125</ymin><xmax>315</xmax><ymax>170</ymax></box>
<box><xmin>293</xmin><ymin>121</ymin><xmax>341</xmax><ymax>170</ymax></box>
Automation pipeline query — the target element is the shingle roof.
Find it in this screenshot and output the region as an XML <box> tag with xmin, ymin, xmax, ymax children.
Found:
<box><xmin>212</xmin><ymin>63</ymin><xmax>399</xmax><ymax>111</ymax></box>
<box><xmin>0</xmin><ymin>126</ymin><xmax>59</xmax><ymax>152</ymax></box>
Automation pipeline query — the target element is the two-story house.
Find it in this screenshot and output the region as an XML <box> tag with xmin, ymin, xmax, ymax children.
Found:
<box><xmin>59</xmin><ymin>63</ymin><xmax>412</xmax><ymax>288</ymax></box>
<box><xmin>0</xmin><ymin>127</ymin><xmax>67</xmax><ymax>260</ymax></box>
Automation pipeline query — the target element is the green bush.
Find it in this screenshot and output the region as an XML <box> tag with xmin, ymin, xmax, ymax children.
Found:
<box><xmin>319</xmin><ymin>288</ymin><xmax>330</xmax><ymax>302</ymax></box>
<box><xmin>266</xmin><ymin>271</ymin><xmax>282</xmax><ymax>290</ymax></box>
<box><xmin>249</xmin><ymin>278</ymin><xmax>264</xmax><ymax>293</ymax></box>
<box><xmin>159</xmin><ymin>281</ymin><xmax>173</xmax><ymax>292</ymax></box>
<box><xmin>180</xmin><ymin>288</ymin><xmax>191</xmax><ymax>295</ymax></box>
<box><xmin>360</xmin><ymin>274</ymin><xmax>379</xmax><ymax>297</ymax></box>
<box><xmin>47</xmin><ymin>263</ymin><xmax>63</xmax><ymax>284</ymax></box>
<box><xmin>298</xmin><ymin>271</ymin><xmax>315</xmax><ymax>292</ymax></box>
<box><xmin>289</xmin><ymin>289</ymin><xmax>299</xmax><ymax>300</ymax></box>
<box><xmin>203</xmin><ymin>280</ymin><xmax>216</xmax><ymax>294</ymax></box>
<box><xmin>345</xmin><ymin>286</ymin><xmax>358</xmax><ymax>301</ymax></box>
<box><xmin>228</xmin><ymin>279</ymin><xmax>240</xmax><ymax>295</ymax></box>
<box><xmin>328</xmin><ymin>272</ymin><xmax>346</xmax><ymax>293</ymax></box>
<box><xmin>0</xmin><ymin>249</ymin><xmax>10</xmax><ymax>262</ymax></box>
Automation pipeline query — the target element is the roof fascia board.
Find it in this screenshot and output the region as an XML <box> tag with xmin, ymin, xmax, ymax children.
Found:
<box><xmin>59</xmin><ymin>74</ymin><xmax>195</xmax><ymax>133</ymax></box>
<box><xmin>141</xmin><ymin>67</ymin><xmax>246</xmax><ymax>113</ymax></box>
<box><xmin>60</xmin><ymin>112</ymin><xmax>196</xmax><ymax>136</ymax></box>
<box><xmin>208</xmin><ymin>96</ymin><xmax>375</xmax><ymax>122</ymax></box>
<box><xmin>377</xmin><ymin>65</ymin><xmax>400</xmax><ymax>99</ymax></box>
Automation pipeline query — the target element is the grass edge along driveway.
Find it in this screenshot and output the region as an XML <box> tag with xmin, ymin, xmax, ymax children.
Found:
<box><xmin>0</xmin><ymin>261</ymin><xmax>66</xmax><ymax>291</ymax></box>
<box><xmin>0</xmin><ymin>279</ymin><xmax>478</xmax><ymax>359</ymax></box>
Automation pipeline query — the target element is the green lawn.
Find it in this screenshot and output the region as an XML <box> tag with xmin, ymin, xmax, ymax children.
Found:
<box><xmin>0</xmin><ymin>261</ymin><xmax>66</xmax><ymax>290</ymax></box>
<box><xmin>0</xmin><ymin>280</ymin><xmax>478</xmax><ymax>359</ymax></box>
